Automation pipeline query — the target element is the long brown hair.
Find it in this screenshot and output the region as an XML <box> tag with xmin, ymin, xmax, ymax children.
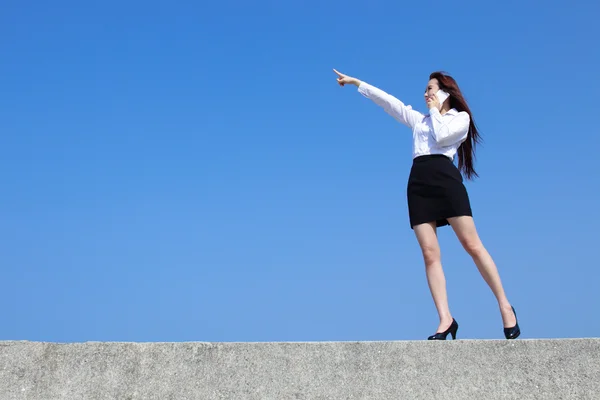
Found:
<box><xmin>429</xmin><ymin>71</ymin><xmax>481</xmax><ymax>180</ymax></box>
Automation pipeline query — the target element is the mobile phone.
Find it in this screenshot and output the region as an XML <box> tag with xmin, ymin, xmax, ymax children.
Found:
<box><xmin>436</xmin><ymin>89</ymin><xmax>450</xmax><ymax>104</ymax></box>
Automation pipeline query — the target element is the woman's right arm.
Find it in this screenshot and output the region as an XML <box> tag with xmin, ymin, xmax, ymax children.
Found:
<box><xmin>356</xmin><ymin>81</ymin><xmax>423</xmax><ymax>130</ymax></box>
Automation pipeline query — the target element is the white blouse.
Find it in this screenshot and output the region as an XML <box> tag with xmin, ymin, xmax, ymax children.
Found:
<box><xmin>357</xmin><ymin>82</ymin><xmax>470</xmax><ymax>160</ymax></box>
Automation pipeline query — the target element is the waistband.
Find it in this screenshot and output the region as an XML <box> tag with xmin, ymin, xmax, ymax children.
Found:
<box><xmin>412</xmin><ymin>154</ymin><xmax>452</xmax><ymax>163</ymax></box>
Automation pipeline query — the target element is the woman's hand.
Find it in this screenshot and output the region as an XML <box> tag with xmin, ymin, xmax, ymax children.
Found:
<box><xmin>426</xmin><ymin>94</ymin><xmax>440</xmax><ymax>110</ymax></box>
<box><xmin>333</xmin><ymin>69</ymin><xmax>361</xmax><ymax>87</ymax></box>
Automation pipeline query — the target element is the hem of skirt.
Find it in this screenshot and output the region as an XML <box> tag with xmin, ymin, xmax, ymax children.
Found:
<box><xmin>409</xmin><ymin>213</ymin><xmax>472</xmax><ymax>230</ymax></box>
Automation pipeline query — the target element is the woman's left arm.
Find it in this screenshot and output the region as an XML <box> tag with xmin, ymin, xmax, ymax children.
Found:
<box><xmin>429</xmin><ymin>108</ymin><xmax>470</xmax><ymax>147</ymax></box>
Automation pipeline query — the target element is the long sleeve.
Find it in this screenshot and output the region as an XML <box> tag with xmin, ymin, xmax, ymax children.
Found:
<box><xmin>358</xmin><ymin>82</ymin><xmax>423</xmax><ymax>129</ymax></box>
<box><xmin>428</xmin><ymin>107</ymin><xmax>470</xmax><ymax>147</ymax></box>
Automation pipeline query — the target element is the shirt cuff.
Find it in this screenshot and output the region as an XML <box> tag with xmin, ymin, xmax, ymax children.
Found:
<box><xmin>429</xmin><ymin>106</ymin><xmax>441</xmax><ymax>115</ymax></box>
<box><xmin>357</xmin><ymin>81</ymin><xmax>370</xmax><ymax>95</ymax></box>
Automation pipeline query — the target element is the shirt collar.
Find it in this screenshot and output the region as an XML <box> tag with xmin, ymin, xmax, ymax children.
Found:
<box><xmin>428</xmin><ymin>108</ymin><xmax>459</xmax><ymax>117</ymax></box>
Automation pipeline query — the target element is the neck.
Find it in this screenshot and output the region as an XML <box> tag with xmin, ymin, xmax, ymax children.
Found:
<box><xmin>440</xmin><ymin>104</ymin><xmax>451</xmax><ymax>115</ymax></box>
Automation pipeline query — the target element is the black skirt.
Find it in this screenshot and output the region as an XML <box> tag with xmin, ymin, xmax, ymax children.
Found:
<box><xmin>406</xmin><ymin>154</ymin><xmax>472</xmax><ymax>229</ymax></box>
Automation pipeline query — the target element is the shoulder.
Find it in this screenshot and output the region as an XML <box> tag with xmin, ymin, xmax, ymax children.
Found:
<box><xmin>448</xmin><ymin>109</ymin><xmax>470</xmax><ymax>123</ymax></box>
<box><xmin>452</xmin><ymin>109</ymin><xmax>469</xmax><ymax>118</ymax></box>
<box><xmin>425</xmin><ymin>108</ymin><xmax>469</xmax><ymax>119</ymax></box>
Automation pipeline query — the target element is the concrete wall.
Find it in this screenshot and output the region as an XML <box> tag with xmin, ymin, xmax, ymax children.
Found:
<box><xmin>1</xmin><ymin>338</ymin><xmax>598</xmax><ymax>399</ymax></box>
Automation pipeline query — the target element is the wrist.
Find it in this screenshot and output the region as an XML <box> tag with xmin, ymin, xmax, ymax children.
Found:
<box><xmin>352</xmin><ymin>79</ymin><xmax>362</xmax><ymax>87</ymax></box>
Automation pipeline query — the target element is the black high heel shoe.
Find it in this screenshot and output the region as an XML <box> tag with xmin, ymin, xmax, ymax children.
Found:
<box><xmin>503</xmin><ymin>306</ymin><xmax>520</xmax><ymax>339</ymax></box>
<box><xmin>428</xmin><ymin>318</ymin><xmax>458</xmax><ymax>340</ymax></box>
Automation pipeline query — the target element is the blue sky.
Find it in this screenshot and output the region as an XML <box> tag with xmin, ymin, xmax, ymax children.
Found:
<box><xmin>1</xmin><ymin>0</ymin><xmax>599</xmax><ymax>343</ymax></box>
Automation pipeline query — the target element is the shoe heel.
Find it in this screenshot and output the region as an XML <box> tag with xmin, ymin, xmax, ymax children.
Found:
<box><xmin>503</xmin><ymin>306</ymin><xmax>520</xmax><ymax>340</ymax></box>
<box><xmin>428</xmin><ymin>318</ymin><xmax>458</xmax><ymax>340</ymax></box>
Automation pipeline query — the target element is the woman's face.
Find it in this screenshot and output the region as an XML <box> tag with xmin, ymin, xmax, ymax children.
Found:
<box><xmin>424</xmin><ymin>78</ymin><xmax>440</xmax><ymax>106</ymax></box>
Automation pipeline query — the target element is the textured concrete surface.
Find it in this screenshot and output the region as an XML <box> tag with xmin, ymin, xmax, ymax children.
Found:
<box><xmin>0</xmin><ymin>339</ymin><xmax>598</xmax><ymax>399</ymax></box>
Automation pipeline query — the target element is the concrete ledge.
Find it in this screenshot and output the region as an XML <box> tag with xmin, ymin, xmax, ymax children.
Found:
<box><xmin>1</xmin><ymin>338</ymin><xmax>598</xmax><ymax>399</ymax></box>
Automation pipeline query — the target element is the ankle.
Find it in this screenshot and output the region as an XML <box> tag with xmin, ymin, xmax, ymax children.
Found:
<box><xmin>498</xmin><ymin>300</ymin><xmax>512</xmax><ymax>310</ymax></box>
<box><xmin>439</xmin><ymin>310</ymin><xmax>452</xmax><ymax>319</ymax></box>
<box><xmin>439</xmin><ymin>315</ymin><xmax>454</xmax><ymax>326</ymax></box>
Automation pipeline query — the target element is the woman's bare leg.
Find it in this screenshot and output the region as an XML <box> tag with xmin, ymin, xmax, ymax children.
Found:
<box><xmin>447</xmin><ymin>216</ymin><xmax>516</xmax><ymax>328</ymax></box>
<box><xmin>413</xmin><ymin>221</ymin><xmax>454</xmax><ymax>332</ymax></box>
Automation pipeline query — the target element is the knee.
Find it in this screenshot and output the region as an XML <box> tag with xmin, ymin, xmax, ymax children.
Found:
<box><xmin>421</xmin><ymin>245</ymin><xmax>440</xmax><ymax>267</ymax></box>
<box><xmin>460</xmin><ymin>237</ymin><xmax>485</xmax><ymax>257</ymax></box>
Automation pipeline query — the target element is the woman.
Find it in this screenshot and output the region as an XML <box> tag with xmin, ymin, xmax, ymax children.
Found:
<box><xmin>333</xmin><ymin>69</ymin><xmax>520</xmax><ymax>340</ymax></box>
